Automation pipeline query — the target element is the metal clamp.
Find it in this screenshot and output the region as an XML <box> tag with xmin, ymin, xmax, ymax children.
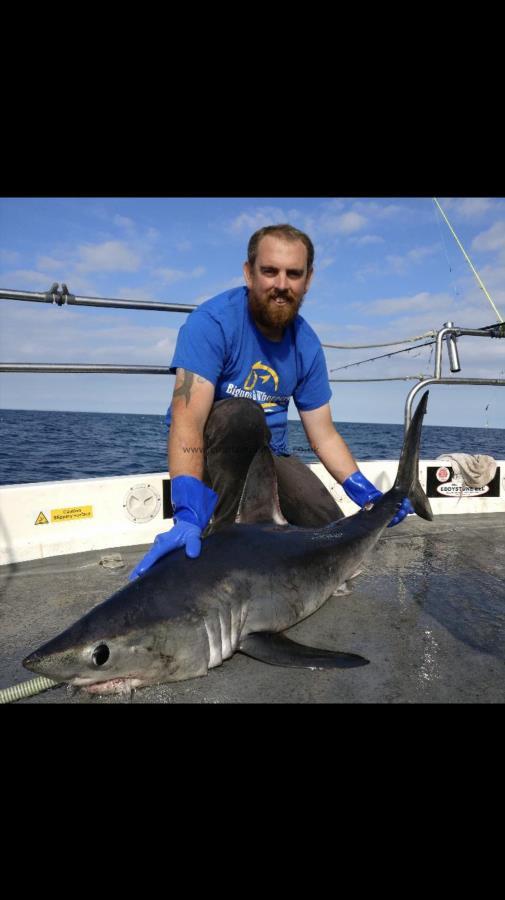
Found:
<box><xmin>60</xmin><ymin>283</ymin><xmax>75</xmax><ymax>305</ymax></box>
<box><xmin>485</xmin><ymin>323</ymin><xmax>505</xmax><ymax>338</ymax></box>
<box><xmin>44</xmin><ymin>282</ymin><xmax>61</xmax><ymax>304</ymax></box>
<box><xmin>44</xmin><ymin>283</ymin><xmax>75</xmax><ymax>306</ymax></box>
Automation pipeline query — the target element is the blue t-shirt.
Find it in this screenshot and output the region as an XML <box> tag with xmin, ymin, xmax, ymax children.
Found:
<box><xmin>166</xmin><ymin>286</ymin><xmax>331</xmax><ymax>455</ymax></box>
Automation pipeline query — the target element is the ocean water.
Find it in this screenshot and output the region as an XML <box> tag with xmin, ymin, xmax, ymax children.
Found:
<box><xmin>0</xmin><ymin>408</ymin><xmax>503</xmax><ymax>485</ymax></box>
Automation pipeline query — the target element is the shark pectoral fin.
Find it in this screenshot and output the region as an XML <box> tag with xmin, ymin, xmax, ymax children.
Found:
<box><xmin>332</xmin><ymin>570</ymin><xmax>363</xmax><ymax>596</ymax></box>
<box><xmin>238</xmin><ymin>632</ymin><xmax>369</xmax><ymax>669</ymax></box>
<box><xmin>332</xmin><ymin>583</ymin><xmax>352</xmax><ymax>596</ymax></box>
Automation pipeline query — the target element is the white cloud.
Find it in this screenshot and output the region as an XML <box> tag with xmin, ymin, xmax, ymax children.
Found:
<box><xmin>113</xmin><ymin>215</ymin><xmax>135</xmax><ymax>229</ymax></box>
<box><xmin>407</xmin><ymin>244</ymin><xmax>439</xmax><ymax>263</ymax></box>
<box><xmin>76</xmin><ymin>241</ymin><xmax>141</xmax><ymax>273</ymax></box>
<box><xmin>0</xmin><ymin>249</ymin><xmax>20</xmax><ymax>265</ymax></box>
<box><xmin>321</xmin><ymin>199</ymin><xmax>346</xmax><ymax>213</ymax></box>
<box><xmin>356</xmin><ymin>243</ymin><xmax>440</xmax><ymax>279</ymax></box>
<box><xmin>375</xmin><ymin>299</ymin><xmax>499</xmax><ymax>339</ymax></box>
<box><xmin>384</xmin><ymin>256</ymin><xmax>407</xmax><ymax>275</ymax></box>
<box><xmin>442</xmin><ymin>198</ymin><xmax>495</xmax><ymax>220</ymax></box>
<box><xmin>154</xmin><ymin>265</ymin><xmax>206</xmax><ymax>285</ymax></box>
<box><xmin>176</xmin><ymin>240</ymin><xmax>192</xmax><ymax>252</ymax></box>
<box><xmin>321</xmin><ymin>295</ymin><xmax>505</xmax><ymax>384</ymax></box>
<box><xmin>116</xmin><ymin>287</ymin><xmax>158</xmax><ymax>302</ymax></box>
<box><xmin>359</xmin><ymin>291</ymin><xmax>451</xmax><ymax>316</ymax></box>
<box><xmin>6</xmin><ymin>246</ymin><xmax>124</xmax><ymax>292</ymax></box>
<box><xmin>154</xmin><ymin>337</ymin><xmax>173</xmax><ymax>354</ymax></box>
<box><xmin>0</xmin><ymin>269</ymin><xmax>62</xmax><ymax>289</ymax></box>
<box><xmin>352</xmin><ymin>201</ymin><xmax>407</xmax><ymax>220</ymax></box>
<box><xmin>319</xmin><ymin>211</ymin><xmax>367</xmax><ymax>236</ymax></box>
<box><xmin>225</xmin><ymin>201</ymin><xmax>388</xmax><ymax>246</ymax></box>
<box><xmin>222</xmin><ymin>276</ymin><xmax>245</xmax><ymax>290</ymax></box>
<box><xmin>478</xmin><ymin>263</ymin><xmax>505</xmax><ymax>288</ymax></box>
<box><xmin>0</xmin><ymin>265</ymin><xmax>100</xmax><ymax>296</ymax></box>
<box><xmin>0</xmin><ymin>304</ymin><xmax>181</xmax><ymax>366</ymax></box>
<box><xmin>349</xmin><ymin>235</ymin><xmax>385</xmax><ymax>246</ymax></box>
<box><xmin>153</xmin><ymin>268</ymin><xmax>186</xmax><ymax>285</ymax></box>
<box><xmin>472</xmin><ymin>221</ymin><xmax>505</xmax><ymax>257</ymax></box>
<box><xmin>228</xmin><ymin>207</ymin><xmax>288</xmax><ymax>234</ymax></box>
<box><xmin>440</xmin><ymin>261</ymin><xmax>505</xmax><ymax>317</ymax></box>
<box><xmin>36</xmin><ymin>255</ymin><xmax>67</xmax><ymax>271</ymax></box>
<box><xmin>318</xmin><ymin>257</ymin><xmax>336</xmax><ymax>270</ymax></box>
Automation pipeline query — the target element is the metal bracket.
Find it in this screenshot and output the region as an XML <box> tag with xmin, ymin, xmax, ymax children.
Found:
<box><xmin>44</xmin><ymin>283</ymin><xmax>75</xmax><ymax>306</ymax></box>
<box><xmin>44</xmin><ymin>282</ymin><xmax>61</xmax><ymax>304</ymax></box>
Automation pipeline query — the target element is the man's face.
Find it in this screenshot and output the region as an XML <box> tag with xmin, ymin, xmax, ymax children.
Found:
<box><xmin>243</xmin><ymin>236</ymin><xmax>313</xmax><ymax>331</ymax></box>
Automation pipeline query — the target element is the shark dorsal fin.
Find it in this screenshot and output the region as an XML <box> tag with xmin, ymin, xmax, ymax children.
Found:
<box><xmin>236</xmin><ymin>446</ymin><xmax>288</xmax><ymax>526</ymax></box>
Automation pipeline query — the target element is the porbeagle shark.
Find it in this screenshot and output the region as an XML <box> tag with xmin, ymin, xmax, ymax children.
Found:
<box><xmin>24</xmin><ymin>392</ymin><xmax>433</xmax><ymax>695</ymax></box>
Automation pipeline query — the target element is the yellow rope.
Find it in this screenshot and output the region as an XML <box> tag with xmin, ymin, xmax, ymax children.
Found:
<box><xmin>433</xmin><ymin>197</ymin><xmax>504</xmax><ymax>323</ymax></box>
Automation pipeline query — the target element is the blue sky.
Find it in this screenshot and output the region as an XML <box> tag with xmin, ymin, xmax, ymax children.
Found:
<box><xmin>1</xmin><ymin>197</ymin><xmax>504</xmax><ymax>428</ymax></box>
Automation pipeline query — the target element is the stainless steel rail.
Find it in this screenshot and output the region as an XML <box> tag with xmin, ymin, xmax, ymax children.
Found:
<box><xmin>0</xmin><ymin>287</ymin><xmax>197</xmax><ymax>315</ymax></box>
<box><xmin>0</xmin><ymin>285</ymin><xmax>193</xmax><ymax>375</ymax></box>
<box><xmin>404</xmin><ymin>324</ymin><xmax>505</xmax><ymax>428</ymax></box>
<box><xmin>405</xmin><ymin>377</ymin><xmax>505</xmax><ymax>429</ymax></box>
<box><xmin>2</xmin><ymin>288</ymin><xmax>504</xmax><ymax>424</ymax></box>
<box><xmin>0</xmin><ymin>364</ymin><xmax>171</xmax><ymax>374</ymax></box>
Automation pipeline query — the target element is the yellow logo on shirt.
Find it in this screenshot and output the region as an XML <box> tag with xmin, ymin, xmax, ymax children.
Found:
<box><xmin>241</xmin><ymin>361</ymin><xmax>282</xmax><ymax>411</ymax></box>
<box><xmin>225</xmin><ymin>361</ymin><xmax>288</xmax><ymax>412</ymax></box>
<box><xmin>243</xmin><ymin>361</ymin><xmax>279</xmax><ymax>392</ymax></box>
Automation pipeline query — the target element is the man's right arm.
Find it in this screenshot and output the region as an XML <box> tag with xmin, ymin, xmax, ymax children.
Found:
<box><xmin>168</xmin><ymin>367</ymin><xmax>215</xmax><ymax>479</ymax></box>
<box><xmin>128</xmin><ymin>368</ymin><xmax>217</xmax><ymax>580</ymax></box>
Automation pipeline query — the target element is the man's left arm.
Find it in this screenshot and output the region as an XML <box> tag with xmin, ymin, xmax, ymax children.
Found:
<box><xmin>299</xmin><ymin>403</ymin><xmax>412</xmax><ymax>527</ymax></box>
<box><xmin>299</xmin><ymin>403</ymin><xmax>359</xmax><ymax>483</ymax></box>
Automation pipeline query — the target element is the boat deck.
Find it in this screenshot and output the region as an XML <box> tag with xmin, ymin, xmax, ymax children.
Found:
<box><xmin>1</xmin><ymin>513</ymin><xmax>504</xmax><ymax>703</ymax></box>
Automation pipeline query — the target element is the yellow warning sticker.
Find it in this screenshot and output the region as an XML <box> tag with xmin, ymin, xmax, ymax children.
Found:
<box><xmin>51</xmin><ymin>506</ymin><xmax>93</xmax><ymax>523</ymax></box>
<box><xmin>35</xmin><ymin>512</ymin><xmax>49</xmax><ymax>525</ymax></box>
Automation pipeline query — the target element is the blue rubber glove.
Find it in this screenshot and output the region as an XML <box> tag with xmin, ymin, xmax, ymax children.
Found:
<box><xmin>342</xmin><ymin>471</ymin><xmax>414</xmax><ymax>528</ymax></box>
<box><xmin>388</xmin><ymin>497</ymin><xmax>414</xmax><ymax>527</ymax></box>
<box><xmin>129</xmin><ymin>476</ymin><xmax>218</xmax><ymax>580</ymax></box>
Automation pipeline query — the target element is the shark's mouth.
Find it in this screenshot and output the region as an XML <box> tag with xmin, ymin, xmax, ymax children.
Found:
<box><xmin>74</xmin><ymin>676</ymin><xmax>146</xmax><ymax>695</ymax></box>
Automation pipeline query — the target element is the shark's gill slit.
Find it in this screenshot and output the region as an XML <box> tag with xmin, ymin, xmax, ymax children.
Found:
<box><xmin>92</xmin><ymin>644</ymin><xmax>110</xmax><ymax>666</ymax></box>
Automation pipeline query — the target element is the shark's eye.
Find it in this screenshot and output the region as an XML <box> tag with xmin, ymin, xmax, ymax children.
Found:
<box><xmin>92</xmin><ymin>644</ymin><xmax>110</xmax><ymax>667</ymax></box>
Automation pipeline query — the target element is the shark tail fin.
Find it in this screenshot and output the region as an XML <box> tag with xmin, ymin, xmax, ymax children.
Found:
<box><xmin>408</xmin><ymin>477</ymin><xmax>434</xmax><ymax>521</ymax></box>
<box><xmin>394</xmin><ymin>390</ymin><xmax>433</xmax><ymax>522</ymax></box>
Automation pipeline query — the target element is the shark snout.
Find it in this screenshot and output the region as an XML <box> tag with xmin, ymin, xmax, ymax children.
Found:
<box><xmin>23</xmin><ymin>647</ymin><xmax>61</xmax><ymax>677</ymax></box>
<box><xmin>23</xmin><ymin>650</ymin><xmax>44</xmax><ymax>672</ymax></box>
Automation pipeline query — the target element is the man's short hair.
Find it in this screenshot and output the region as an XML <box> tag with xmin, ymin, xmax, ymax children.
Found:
<box><xmin>247</xmin><ymin>224</ymin><xmax>315</xmax><ymax>272</ymax></box>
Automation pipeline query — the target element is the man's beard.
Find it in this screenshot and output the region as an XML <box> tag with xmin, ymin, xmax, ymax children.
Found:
<box><xmin>248</xmin><ymin>288</ymin><xmax>304</xmax><ymax>330</ymax></box>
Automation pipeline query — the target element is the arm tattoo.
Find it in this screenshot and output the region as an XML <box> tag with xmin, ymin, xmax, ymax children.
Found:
<box><xmin>173</xmin><ymin>369</ymin><xmax>207</xmax><ymax>406</ymax></box>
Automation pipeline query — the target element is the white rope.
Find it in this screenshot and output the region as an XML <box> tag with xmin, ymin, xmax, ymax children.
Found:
<box><xmin>322</xmin><ymin>331</ymin><xmax>436</xmax><ymax>350</ymax></box>
<box><xmin>329</xmin><ymin>375</ymin><xmax>427</xmax><ymax>382</ymax></box>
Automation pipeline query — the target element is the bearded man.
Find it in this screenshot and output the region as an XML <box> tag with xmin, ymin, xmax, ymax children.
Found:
<box><xmin>130</xmin><ymin>224</ymin><xmax>411</xmax><ymax>579</ymax></box>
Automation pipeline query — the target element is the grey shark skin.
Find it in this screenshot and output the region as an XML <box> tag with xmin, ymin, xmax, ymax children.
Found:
<box><xmin>23</xmin><ymin>392</ymin><xmax>433</xmax><ymax>695</ymax></box>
